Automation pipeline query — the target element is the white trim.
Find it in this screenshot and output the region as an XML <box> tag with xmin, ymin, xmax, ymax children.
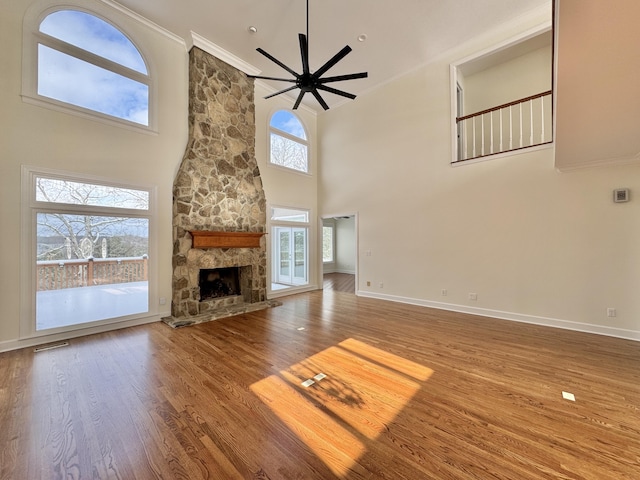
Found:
<box><xmin>102</xmin><ymin>0</ymin><xmax>184</xmax><ymax>45</ymax></box>
<box><xmin>20</xmin><ymin>165</ymin><xmax>159</xmax><ymax>339</ymax></box>
<box><xmin>190</xmin><ymin>31</ymin><xmax>261</xmax><ymax>76</ymax></box>
<box><xmin>321</xmin><ymin>212</ymin><xmax>358</xmax><ymax>293</ymax></box>
<box><xmin>555</xmin><ymin>152</ymin><xmax>640</xmax><ymax>172</ymax></box>
<box><xmin>357</xmin><ymin>291</ymin><xmax>640</xmax><ymax>342</ymax></box>
<box><xmin>449</xmin><ymin>22</ymin><xmax>553</xmax><ymax>165</ymax></box>
<box><xmin>451</xmin><ymin>142</ymin><xmax>554</xmax><ymax>167</ymax></box>
<box><xmin>21</xmin><ymin>0</ymin><xmax>166</xmax><ymax>132</ymax></box>
<box><xmin>268</xmin><ymin>284</ymin><xmax>319</xmax><ymax>300</ymax></box>
<box><xmin>1</xmin><ymin>315</ymin><xmax>165</xmax><ymax>354</ymax></box>
<box><xmin>268</xmin><ymin>109</ymin><xmax>311</xmax><ymax>174</ymax></box>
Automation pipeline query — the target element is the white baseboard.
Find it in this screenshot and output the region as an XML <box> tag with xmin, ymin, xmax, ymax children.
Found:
<box><xmin>0</xmin><ymin>313</ymin><xmax>167</xmax><ymax>353</ymax></box>
<box><xmin>357</xmin><ymin>290</ymin><xmax>640</xmax><ymax>342</ymax></box>
<box><xmin>268</xmin><ymin>284</ymin><xmax>319</xmax><ymax>299</ymax></box>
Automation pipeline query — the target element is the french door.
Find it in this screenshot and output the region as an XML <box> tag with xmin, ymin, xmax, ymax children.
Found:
<box><xmin>274</xmin><ymin>226</ymin><xmax>307</xmax><ymax>286</ymax></box>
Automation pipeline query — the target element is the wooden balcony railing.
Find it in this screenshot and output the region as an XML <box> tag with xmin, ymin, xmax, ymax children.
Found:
<box><xmin>455</xmin><ymin>90</ymin><xmax>553</xmax><ymax>163</ymax></box>
<box><xmin>36</xmin><ymin>256</ymin><xmax>148</xmax><ymax>291</ymax></box>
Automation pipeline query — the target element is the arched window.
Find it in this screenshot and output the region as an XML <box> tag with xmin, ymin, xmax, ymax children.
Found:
<box><xmin>26</xmin><ymin>8</ymin><xmax>151</xmax><ymax>127</ymax></box>
<box><xmin>269</xmin><ymin>110</ymin><xmax>309</xmax><ymax>173</ymax></box>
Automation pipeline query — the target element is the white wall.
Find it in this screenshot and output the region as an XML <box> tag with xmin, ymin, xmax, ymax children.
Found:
<box><xmin>464</xmin><ymin>45</ymin><xmax>552</xmax><ymax>114</ymax></box>
<box><xmin>555</xmin><ymin>0</ymin><xmax>640</xmax><ymax>170</ymax></box>
<box><xmin>0</xmin><ymin>0</ymin><xmax>189</xmax><ymax>350</ymax></box>
<box><xmin>319</xmin><ymin>11</ymin><xmax>640</xmax><ymax>340</ymax></box>
<box><xmin>253</xmin><ymin>82</ymin><xmax>319</xmax><ymax>294</ymax></box>
<box><xmin>335</xmin><ymin>217</ymin><xmax>356</xmax><ymax>274</ymax></box>
<box><xmin>0</xmin><ymin>0</ymin><xmax>319</xmax><ymax>350</ymax></box>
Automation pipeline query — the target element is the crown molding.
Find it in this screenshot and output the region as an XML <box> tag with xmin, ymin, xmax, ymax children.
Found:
<box><xmin>189</xmin><ymin>31</ymin><xmax>261</xmax><ymax>76</ymax></box>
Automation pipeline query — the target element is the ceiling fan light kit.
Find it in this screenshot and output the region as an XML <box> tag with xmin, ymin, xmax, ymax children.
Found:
<box><xmin>247</xmin><ymin>0</ymin><xmax>368</xmax><ymax>110</ymax></box>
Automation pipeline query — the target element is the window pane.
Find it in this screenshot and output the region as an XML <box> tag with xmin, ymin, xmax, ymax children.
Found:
<box><xmin>271</xmin><ymin>207</ymin><xmax>309</xmax><ymax>223</ymax></box>
<box><xmin>36</xmin><ymin>177</ymin><xmax>149</xmax><ymax>210</ymax></box>
<box><xmin>40</xmin><ymin>10</ymin><xmax>147</xmax><ymax>74</ymax></box>
<box><xmin>36</xmin><ymin>213</ymin><xmax>149</xmax><ymax>330</ymax></box>
<box><xmin>270</xmin><ymin>110</ymin><xmax>306</xmax><ymax>140</ymax></box>
<box><xmin>38</xmin><ymin>44</ymin><xmax>149</xmax><ymax>125</ymax></box>
<box><xmin>270</xmin><ymin>133</ymin><xmax>308</xmax><ymax>172</ymax></box>
<box><xmin>323</xmin><ymin>226</ymin><xmax>334</xmax><ymax>262</ymax></box>
<box><xmin>37</xmin><ymin>214</ymin><xmax>149</xmax><ymax>260</ymax></box>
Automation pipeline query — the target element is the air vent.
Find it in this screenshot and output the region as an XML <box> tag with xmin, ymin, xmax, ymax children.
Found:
<box><xmin>613</xmin><ymin>188</ymin><xmax>630</xmax><ymax>203</ymax></box>
<box><xmin>34</xmin><ymin>341</ymin><xmax>69</xmax><ymax>352</ymax></box>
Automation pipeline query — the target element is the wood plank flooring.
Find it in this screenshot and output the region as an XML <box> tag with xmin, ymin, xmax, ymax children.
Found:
<box><xmin>323</xmin><ymin>273</ymin><xmax>355</xmax><ymax>293</ymax></box>
<box><xmin>1</xmin><ymin>290</ymin><xmax>640</xmax><ymax>479</ymax></box>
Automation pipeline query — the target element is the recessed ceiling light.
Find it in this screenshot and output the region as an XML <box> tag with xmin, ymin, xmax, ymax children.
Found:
<box><xmin>248</xmin><ymin>26</ymin><xmax>258</xmax><ymax>34</ymax></box>
<box><xmin>357</xmin><ymin>34</ymin><xmax>368</xmax><ymax>42</ymax></box>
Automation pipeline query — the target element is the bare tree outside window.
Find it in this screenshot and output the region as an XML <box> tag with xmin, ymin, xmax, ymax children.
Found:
<box><xmin>269</xmin><ymin>110</ymin><xmax>308</xmax><ymax>173</ymax></box>
<box><xmin>270</xmin><ymin>133</ymin><xmax>308</xmax><ymax>172</ymax></box>
<box><xmin>36</xmin><ymin>177</ymin><xmax>149</xmax><ymax>260</ymax></box>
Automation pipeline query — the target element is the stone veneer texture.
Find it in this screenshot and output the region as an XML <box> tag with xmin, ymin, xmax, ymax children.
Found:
<box><xmin>171</xmin><ymin>47</ymin><xmax>267</xmax><ymax>319</ymax></box>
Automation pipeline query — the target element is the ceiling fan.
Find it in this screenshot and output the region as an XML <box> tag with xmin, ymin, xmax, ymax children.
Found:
<box><xmin>247</xmin><ymin>0</ymin><xmax>368</xmax><ymax>110</ymax></box>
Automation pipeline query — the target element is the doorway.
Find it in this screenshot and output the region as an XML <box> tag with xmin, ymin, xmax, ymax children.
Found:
<box><xmin>273</xmin><ymin>226</ymin><xmax>308</xmax><ymax>286</ymax></box>
<box><xmin>322</xmin><ymin>214</ymin><xmax>357</xmax><ymax>294</ymax></box>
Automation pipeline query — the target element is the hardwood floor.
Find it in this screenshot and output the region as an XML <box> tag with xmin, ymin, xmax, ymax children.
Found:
<box><xmin>323</xmin><ymin>272</ymin><xmax>355</xmax><ymax>293</ymax></box>
<box><xmin>1</xmin><ymin>290</ymin><xmax>640</xmax><ymax>479</ymax></box>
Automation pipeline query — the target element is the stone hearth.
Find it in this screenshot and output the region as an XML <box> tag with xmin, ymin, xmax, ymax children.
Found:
<box><xmin>163</xmin><ymin>47</ymin><xmax>279</xmax><ymax>328</ymax></box>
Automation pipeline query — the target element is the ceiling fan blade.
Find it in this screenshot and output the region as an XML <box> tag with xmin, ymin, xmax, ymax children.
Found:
<box><xmin>248</xmin><ymin>75</ymin><xmax>297</xmax><ymax>83</ymax></box>
<box><xmin>256</xmin><ymin>47</ymin><xmax>300</xmax><ymax>78</ymax></box>
<box><xmin>311</xmin><ymin>89</ymin><xmax>330</xmax><ymax>110</ymax></box>
<box><xmin>313</xmin><ymin>45</ymin><xmax>352</xmax><ymax>79</ymax></box>
<box><xmin>292</xmin><ymin>90</ymin><xmax>307</xmax><ymax>110</ymax></box>
<box><xmin>317</xmin><ymin>84</ymin><xmax>356</xmax><ymax>100</ymax></box>
<box><xmin>264</xmin><ymin>85</ymin><xmax>300</xmax><ymax>99</ymax></box>
<box><xmin>318</xmin><ymin>72</ymin><xmax>368</xmax><ymax>84</ymax></box>
<box><xmin>299</xmin><ymin>34</ymin><xmax>310</xmax><ymax>75</ymax></box>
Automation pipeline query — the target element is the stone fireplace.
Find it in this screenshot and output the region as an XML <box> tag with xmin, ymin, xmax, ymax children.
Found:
<box><xmin>163</xmin><ymin>47</ymin><xmax>279</xmax><ymax>328</ymax></box>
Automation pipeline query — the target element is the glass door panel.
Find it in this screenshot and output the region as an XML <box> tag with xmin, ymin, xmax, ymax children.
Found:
<box><xmin>276</xmin><ymin>227</ymin><xmax>291</xmax><ymax>284</ymax></box>
<box><xmin>292</xmin><ymin>228</ymin><xmax>307</xmax><ymax>285</ymax></box>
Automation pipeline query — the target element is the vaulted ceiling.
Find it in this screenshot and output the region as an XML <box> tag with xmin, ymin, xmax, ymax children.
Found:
<box><xmin>117</xmin><ymin>0</ymin><xmax>551</xmax><ymax>111</ymax></box>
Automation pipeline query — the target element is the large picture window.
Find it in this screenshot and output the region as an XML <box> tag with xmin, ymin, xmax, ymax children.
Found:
<box><xmin>23</xmin><ymin>168</ymin><xmax>153</xmax><ymax>334</ymax></box>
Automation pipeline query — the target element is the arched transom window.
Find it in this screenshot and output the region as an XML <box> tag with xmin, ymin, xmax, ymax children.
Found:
<box><xmin>33</xmin><ymin>9</ymin><xmax>150</xmax><ymax>126</ymax></box>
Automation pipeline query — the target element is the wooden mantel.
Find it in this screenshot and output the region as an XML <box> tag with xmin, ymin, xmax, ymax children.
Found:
<box><xmin>189</xmin><ymin>231</ymin><xmax>265</xmax><ymax>249</ymax></box>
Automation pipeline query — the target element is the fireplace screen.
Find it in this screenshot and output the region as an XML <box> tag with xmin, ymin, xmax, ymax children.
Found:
<box><xmin>199</xmin><ymin>268</ymin><xmax>240</xmax><ymax>301</ymax></box>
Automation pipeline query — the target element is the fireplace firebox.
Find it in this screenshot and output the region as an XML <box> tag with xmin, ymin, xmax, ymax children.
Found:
<box><xmin>199</xmin><ymin>267</ymin><xmax>240</xmax><ymax>301</ymax></box>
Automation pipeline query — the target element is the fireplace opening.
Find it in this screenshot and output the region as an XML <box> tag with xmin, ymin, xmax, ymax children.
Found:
<box><xmin>199</xmin><ymin>267</ymin><xmax>240</xmax><ymax>301</ymax></box>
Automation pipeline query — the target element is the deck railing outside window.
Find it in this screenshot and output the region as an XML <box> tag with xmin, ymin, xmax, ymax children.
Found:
<box><xmin>455</xmin><ymin>90</ymin><xmax>553</xmax><ymax>163</ymax></box>
<box><xmin>36</xmin><ymin>256</ymin><xmax>148</xmax><ymax>291</ymax></box>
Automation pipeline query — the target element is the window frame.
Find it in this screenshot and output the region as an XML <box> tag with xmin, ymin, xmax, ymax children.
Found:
<box><xmin>20</xmin><ymin>165</ymin><xmax>158</xmax><ymax>339</ymax></box>
<box><xmin>322</xmin><ymin>225</ymin><xmax>335</xmax><ymax>264</ymax></box>
<box><xmin>22</xmin><ymin>1</ymin><xmax>157</xmax><ymax>133</ymax></box>
<box><xmin>268</xmin><ymin>110</ymin><xmax>310</xmax><ymax>174</ymax></box>
<box><xmin>268</xmin><ymin>205</ymin><xmax>312</xmax><ymax>296</ymax></box>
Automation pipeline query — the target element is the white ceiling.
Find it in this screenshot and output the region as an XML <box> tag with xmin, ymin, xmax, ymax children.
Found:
<box><xmin>117</xmin><ymin>0</ymin><xmax>551</xmax><ymax>112</ymax></box>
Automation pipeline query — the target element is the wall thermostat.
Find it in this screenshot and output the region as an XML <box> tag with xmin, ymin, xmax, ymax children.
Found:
<box><xmin>613</xmin><ymin>188</ymin><xmax>630</xmax><ymax>203</ymax></box>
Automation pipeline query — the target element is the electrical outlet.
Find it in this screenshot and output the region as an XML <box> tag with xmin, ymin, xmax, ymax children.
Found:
<box><xmin>607</xmin><ymin>308</ymin><xmax>617</xmax><ymax>318</ymax></box>
<box><xmin>441</xmin><ymin>289</ymin><xmax>447</xmax><ymax>296</ymax></box>
<box><xmin>366</xmin><ymin>281</ymin><xmax>371</xmax><ymax>287</ymax></box>
<box><xmin>159</xmin><ymin>297</ymin><xmax>166</xmax><ymax>305</ymax></box>
<box><xmin>468</xmin><ymin>293</ymin><xmax>478</xmax><ymax>301</ymax></box>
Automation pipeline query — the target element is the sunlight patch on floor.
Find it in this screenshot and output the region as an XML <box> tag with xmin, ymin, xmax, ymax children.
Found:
<box><xmin>250</xmin><ymin>338</ymin><xmax>434</xmax><ymax>477</ymax></box>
